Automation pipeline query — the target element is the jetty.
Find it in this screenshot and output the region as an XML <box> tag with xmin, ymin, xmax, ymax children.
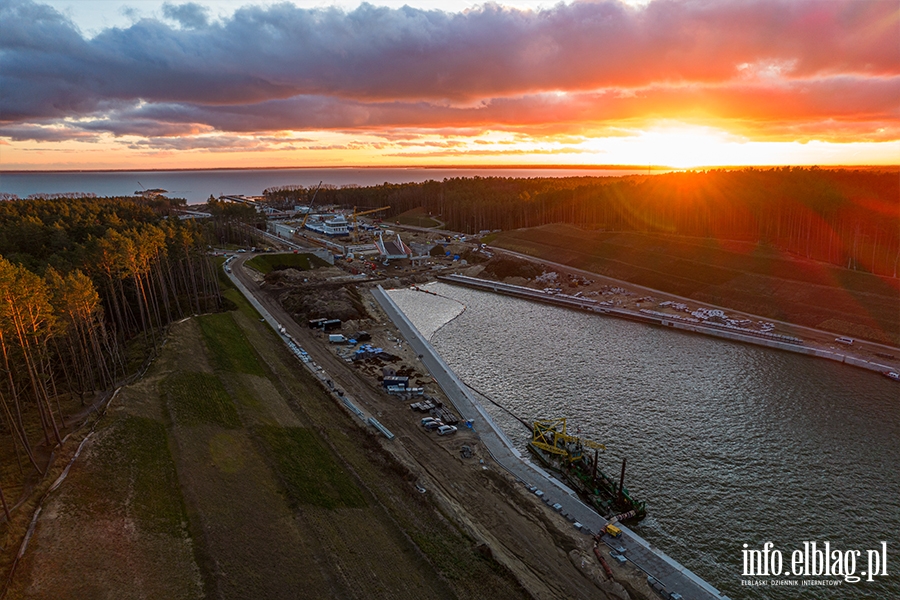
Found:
<box><xmin>372</xmin><ymin>285</ymin><xmax>732</xmax><ymax>600</ymax></box>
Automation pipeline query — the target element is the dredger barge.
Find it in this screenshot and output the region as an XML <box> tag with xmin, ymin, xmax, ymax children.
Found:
<box><xmin>527</xmin><ymin>418</ymin><xmax>646</xmax><ymax>521</ymax></box>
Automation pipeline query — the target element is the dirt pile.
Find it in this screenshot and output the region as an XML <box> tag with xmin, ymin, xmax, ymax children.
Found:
<box><xmin>278</xmin><ymin>284</ymin><xmax>367</xmax><ymax>321</ymax></box>
<box><xmin>481</xmin><ymin>255</ymin><xmax>544</xmax><ymax>281</ymax></box>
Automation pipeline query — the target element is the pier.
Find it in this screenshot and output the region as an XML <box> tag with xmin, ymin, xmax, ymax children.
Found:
<box><xmin>372</xmin><ymin>285</ymin><xmax>732</xmax><ymax>600</ymax></box>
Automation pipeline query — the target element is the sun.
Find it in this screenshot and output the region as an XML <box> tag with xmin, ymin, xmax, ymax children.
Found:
<box><xmin>595</xmin><ymin>123</ymin><xmax>899</xmax><ymax>169</ymax></box>
<box><xmin>640</xmin><ymin>128</ymin><xmax>731</xmax><ymax>168</ymax></box>
<box><xmin>630</xmin><ymin>126</ymin><xmax>743</xmax><ymax>169</ymax></box>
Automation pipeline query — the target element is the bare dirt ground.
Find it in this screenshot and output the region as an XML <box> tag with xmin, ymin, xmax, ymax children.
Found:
<box><xmin>3</xmin><ymin>316</ymin><xmax>491</xmax><ymax>599</ymax></box>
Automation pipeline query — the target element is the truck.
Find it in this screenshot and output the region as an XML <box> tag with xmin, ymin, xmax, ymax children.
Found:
<box><xmin>328</xmin><ymin>334</ymin><xmax>347</xmax><ymax>343</ymax></box>
<box><xmin>604</xmin><ymin>524</ymin><xmax>622</xmax><ymax>538</ymax></box>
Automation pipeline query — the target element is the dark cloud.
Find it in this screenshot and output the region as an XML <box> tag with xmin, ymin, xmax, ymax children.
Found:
<box><xmin>162</xmin><ymin>2</ymin><xmax>210</xmax><ymax>29</ymax></box>
<box><xmin>0</xmin><ymin>0</ymin><xmax>897</xmax><ymax>143</ymax></box>
<box><xmin>112</xmin><ymin>75</ymin><xmax>898</xmax><ymax>136</ymax></box>
<box><xmin>127</xmin><ymin>135</ymin><xmax>267</xmax><ymax>151</ymax></box>
<box><xmin>0</xmin><ymin>124</ymin><xmax>100</xmax><ymax>142</ymax></box>
<box><xmin>77</xmin><ymin>117</ymin><xmax>213</xmax><ymax>137</ymax></box>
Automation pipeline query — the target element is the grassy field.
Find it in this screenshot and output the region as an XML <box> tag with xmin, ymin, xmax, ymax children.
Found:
<box><xmin>256</xmin><ymin>426</ymin><xmax>368</xmax><ymax>510</ymax></box>
<box><xmin>246</xmin><ymin>252</ymin><xmax>328</xmax><ymax>274</ymax></box>
<box><xmin>215</xmin><ymin>256</ymin><xmax>261</xmax><ymax>318</ymax></box>
<box><xmin>198</xmin><ymin>312</ymin><xmax>267</xmax><ymax>375</ymax></box>
<box><xmin>490</xmin><ymin>224</ymin><xmax>900</xmax><ymax>345</ymax></box>
<box><xmin>60</xmin><ymin>415</ymin><xmax>187</xmax><ymax>538</ymax></box>
<box><xmin>164</xmin><ymin>371</ymin><xmax>242</xmax><ymax>428</ymax></box>
<box><xmin>394</xmin><ymin>207</ymin><xmax>442</xmax><ymax>228</ymax></box>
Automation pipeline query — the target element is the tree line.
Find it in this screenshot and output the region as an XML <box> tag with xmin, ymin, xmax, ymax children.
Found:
<box><xmin>313</xmin><ymin>168</ymin><xmax>899</xmax><ymax>278</ymax></box>
<box><xmin>0</xmin><ymin>196</ymin><xmax>221</xmax><ymax>517</ymax></box>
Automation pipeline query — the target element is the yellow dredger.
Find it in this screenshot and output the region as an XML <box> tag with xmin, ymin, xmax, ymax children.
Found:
<box><xmin>530</xmin><ymin>418</ymin><xmax>606</xmax><ymax>458</ymax></box>
<box><xmin>528</xmin><ymin>418</ymin><xmax>646</xmax><ymax>520</ymax></box>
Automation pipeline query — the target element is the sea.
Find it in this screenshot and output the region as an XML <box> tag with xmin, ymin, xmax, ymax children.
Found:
<box><xmin>0</xmin><ymin>167</ymin><xmax>651</xmax><ymax>204</ymax></box>
<box><xmin>387</xmin><ymin>282</ymin><xmax>900</xmax><ymax>600</ymax></box>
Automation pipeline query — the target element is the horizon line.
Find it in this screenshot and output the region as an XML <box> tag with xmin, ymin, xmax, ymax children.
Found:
<box><xmin>3</xmin><ymin>164</ymin><xmax>899</xmax><ymax>175</ymax></box>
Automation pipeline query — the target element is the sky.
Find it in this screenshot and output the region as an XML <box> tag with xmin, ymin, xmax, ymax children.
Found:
<box><xmin>1</xmin><ymin>0</ymin><xmax>898</xmax><ymax>170</ymax></box>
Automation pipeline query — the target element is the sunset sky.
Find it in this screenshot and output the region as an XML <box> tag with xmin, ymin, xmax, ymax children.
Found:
<box><xmin>1</xmin><ymin>0</ymin><xmax>898</xmax><ymax>170</ymax></box>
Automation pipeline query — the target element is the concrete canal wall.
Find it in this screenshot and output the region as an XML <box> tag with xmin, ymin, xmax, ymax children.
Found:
<box><xmin>372</xmin><ymin>285</ymin><xmax>731</xmax><ymax>600</ymax></box>
<box><xmin>438</xmin><ymin>274</ymin><xmax>896</xmax><ymax>378</ymax></box>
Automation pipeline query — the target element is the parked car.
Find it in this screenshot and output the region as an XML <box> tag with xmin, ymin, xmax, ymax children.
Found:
<box><xmin>423</xmin><ymin>420</ymin><xmax>443</xmax><ymax>431</ymax></box>
<box><xmin>437</xmin><ymin>425</ymin><xmax>458</xmax><ymax>436</ymax></box>
<box><xmin>421</xmin><ymin>417</ymin><xmax>440</xmax><ymax>426</ymax></box>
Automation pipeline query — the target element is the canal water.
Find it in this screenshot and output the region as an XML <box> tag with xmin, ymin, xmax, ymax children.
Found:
<box><xmin>388</xmin><ymin>282</ymin><xmax>900</xmax><ymax>600</ymax></box>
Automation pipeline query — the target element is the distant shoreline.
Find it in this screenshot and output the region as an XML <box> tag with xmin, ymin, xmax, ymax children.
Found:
<box><xmin>2</xmin><ymin>165</ymin><xmax>671</xmax><ymax>174</ymax></box>
<box><xmin>3</xmin><ymin>164</ymin><xmax>897</xmax><ymax>175</ymax></box>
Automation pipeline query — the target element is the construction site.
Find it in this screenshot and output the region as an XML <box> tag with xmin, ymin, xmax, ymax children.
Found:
<box><xmin>3</xmin><ymin>238</ymin><xmax>666</xmax><ymax>600</ymax></box>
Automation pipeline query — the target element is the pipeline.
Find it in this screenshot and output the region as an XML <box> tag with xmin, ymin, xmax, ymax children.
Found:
<box><xmin>609</xmin><ymin>509</ymin><xmax>638</xmax><ymax>523</ymax></box>
<box><xmin>593</xmin><ymin>545</ymin><xmax>614</xmax><ymax>579</ymax></box>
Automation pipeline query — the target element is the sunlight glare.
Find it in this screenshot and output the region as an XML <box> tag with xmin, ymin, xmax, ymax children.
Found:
<box><xmin>632</xmin><ymin>127</ymin><xmax>738</xmax><ymax>169</ymax></box>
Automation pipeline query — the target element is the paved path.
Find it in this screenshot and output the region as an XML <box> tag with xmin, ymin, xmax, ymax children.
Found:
<box><xmin>372</xmin><ymin>286</ymin><xmax>732</xmax><ymax>600</ymax></box>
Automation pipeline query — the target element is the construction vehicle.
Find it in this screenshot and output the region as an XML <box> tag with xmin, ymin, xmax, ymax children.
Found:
<box><xmin>530</xmin><ymin>417</ymin><xmax>606</xmax><ymax>460</ymax></box>
<box><xmin>604</xmin><ymin>524</ymin><xmax>623</xmax><ymax>538</ymax></box>
<box><xmin>350</xmin><ymin>206</ymin><xmax>390</xmax><ymax>242</ymax></box>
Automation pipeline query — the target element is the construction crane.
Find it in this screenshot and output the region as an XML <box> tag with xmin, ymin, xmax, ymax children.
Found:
<box><xmin>349</xmin><ymin>205</ymin><xmax>390</xmax><ymax>242</ymax></box>
<box><xmin>299</xmin><ymin>181</ymin><xmax>323</xmax><ymax>230</ymax></box>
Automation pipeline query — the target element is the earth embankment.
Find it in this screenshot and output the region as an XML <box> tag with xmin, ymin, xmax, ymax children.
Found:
<box><xmin>489</xmin><ymin>225</ymin><xmax>900</xmax><ymax>346</ymax></box>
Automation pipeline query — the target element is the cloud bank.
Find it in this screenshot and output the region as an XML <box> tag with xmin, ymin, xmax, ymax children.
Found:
<box><xmin>1</xmin><ymin>0</ymin><xmax>897</xmax><ymax>148</ymax></box>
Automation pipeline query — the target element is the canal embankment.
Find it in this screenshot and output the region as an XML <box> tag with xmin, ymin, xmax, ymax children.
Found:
<box><xmin>438</xmin><ymin>274</ymin><xmax>898</xmax><ymax>378</ymax></box>
<box><xmin>372</xmin><ymin>285</ymin><xmax>733</xmax><ymax>600</ymax></box>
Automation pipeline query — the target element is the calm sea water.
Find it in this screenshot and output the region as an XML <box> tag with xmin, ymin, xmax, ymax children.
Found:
<box><xmin>0</xmin><ymin>167</ymin><xmax>649</xmax><ymax>204</ymax></box>
<box><xmin>388</xmin><ymin>283</ymin><xmax>900</xmax><ymax>600</ymax></box>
